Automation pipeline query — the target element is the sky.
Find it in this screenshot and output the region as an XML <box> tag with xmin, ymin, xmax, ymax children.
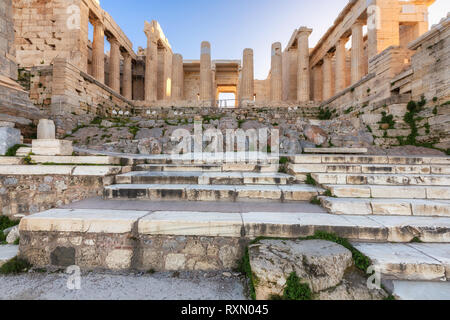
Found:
<box><xmin>100</xmin><ymin>0</ymin><xmax>450</xmax><ymax>79</ymax></box>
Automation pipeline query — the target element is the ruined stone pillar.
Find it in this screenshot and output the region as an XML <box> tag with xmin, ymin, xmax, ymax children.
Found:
<box><xmin>108</xmin><ymin>38</ymin><xmax>120</xmax><ymax>92</ymax></box>
<box><xmin>296</xmin><ymin>27</ymin><xmax>312</xmax><ymax>102</ymax></box>
<box><xmin>367</xmin><ymin>0</ymin><xmax>400</xmax><ymax>59</ymax></box>
<box><xmin>335</xmin><ymin>38</ymin><xmax>347</xmax><ymax>93</ymax></box>
<box><xmin>171</xmin><ymin>54</ymin><xmax>184</xmax><ymax>101</ymax></box>
<box><xmin>92</xmin><ymin>19</ymin><xmax>105</xmax><ymax>83</ymax></box>
<box><xmin>351</xmin><ymin>21</ymin><xmax>364</xmax><ymax>85</ymax></box>
<box><xmin>200</xmin><ymin>41</ymin><xmax>212</xmax><ymax>101</ymax></box>
<box><xmin>270</xmin><ymin>42</ymin><xmax>283</xmax><ymax>101</ymax></box>
<box><xmin>123</xmin><ymin>52</ymin><xmax>133</xmax><ymax>100</ymax></box>
<box><xmin>322</xmin><ymin>53</ymin><xmax>334</xmax><ymax>101</ymax></box>
<box><xmin>144</xmin><ymin>23</ymin><xmax>158</xmax><ymax>102</ymax></box>
<box><xmin>241</xmin><ymin>48</ymin><xmax>254</xmax><ymax>101</ymax></box>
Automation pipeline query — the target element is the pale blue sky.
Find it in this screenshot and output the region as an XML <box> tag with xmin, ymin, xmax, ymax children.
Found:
<box><xmin>100</xmin><ymin>0</ymin><xmax>449</xmax><ymax>79</ymax></box>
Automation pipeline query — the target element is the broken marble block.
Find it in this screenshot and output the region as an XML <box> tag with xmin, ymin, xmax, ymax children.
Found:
<box><xmin>32</xmin><ymin>139</ymin><xmax>73</xmax><ymax>156</ymax></box>
<box><xmin>37</xmin><ymin>119</ymin><xmax>56</xmax><ymax>140</ymax></box>
<box><xmin>0</xmin><ymin>127</ymin><xmax>21</xmax><ymax>155</ymax></box>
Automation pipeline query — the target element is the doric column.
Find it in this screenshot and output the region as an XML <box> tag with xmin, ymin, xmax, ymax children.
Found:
<box><xmin>144</xmin><ymin>22</ymin><xmax>158</xmax><ymax>102</ymax></box>
<box><xmin>92</xmin><ymin>19</ymin><xmax>105</xmax><ymax>83</ymax></box>
<box><xmin>322</xmin><ymin>53</ymin><xmax>334</xmax><ymax>101</ymax></box>
<box><xmin>171</xmin><ymin>53</ymin><xmax>184</xmax><ymax>101</ymax></box>
<box><xmin>312</xmin><ymin>64</ymin><xmax>323</xmax><ymax>102</ymax></box>
<box><xmin>200</xmin><ymin>41</ymin><xmax>212</xmax><ymax>101</ymax></box>
<box><xmin>108</xmin><ymin>38</ymin><xmax>120</xmax><ymax>92</ymax></box>
<box><xmin>270</xmin><ymin>42</ymin><xmax>282</xmax><ymax>101</ymax></box>
<box><xmin>351</xmin><ymin>21</ymin><xmax>364</xmax><ymax>85</ymax></box>
<box><xmin>296</xmin><ymin>27</ymin><xmax>312</xmax><ymax>102</ymax></box>
<box><xmin>241</xmin><ymin>48</ymin><xmax>254</xmax><ymax>101</ymax></box>
<box><xmin>123</xmin><ymin>52</ymin><xmax>133</xmax><ymax>100</ymax></box>
<box><xmin>335</xmin><ymin>38</ymin><xmax>347</xmax><ymax>93</ymax></box>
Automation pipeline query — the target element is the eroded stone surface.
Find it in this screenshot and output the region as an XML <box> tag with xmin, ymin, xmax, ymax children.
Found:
<box><xmin>249</xmin><ymin>239</ymin><xmax>353</xmax><ymax>299</ymax></box>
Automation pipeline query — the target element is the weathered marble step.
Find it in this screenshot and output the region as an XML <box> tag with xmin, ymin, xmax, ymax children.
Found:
<box><xmin>325</xmin><ymin>185</ymin><xmax>450</xmax><ymax>200</ymax></box>
<box><xmin>30</xmin><ymin>155</ymin><xmax>121</xmax><ymax>165</ymax></box>
<box><xmin>0</xmin><ymin>157</ymin><xmax>24</xmax><ymax>165</ymax></box>
<box><xmin>352</xmin><ymin>243</ymin><xmax>450</xmax><ymax>281</ymax></box>
<box><xmin>320</xmin><ymin>197</ymin><xmax>450</xmax><ymax>217</ymax></box>
<box><xmin>135</xmin><ymin>163</ymin><xmax>279</xmax><ymax>173</ymax></box>
<box><xmin>290</xmin><ymin>154</ymin><xmax>450</xmax><ymax>165</ymax></box>
<box><xmin>103</xmin><ymin>184</ymin><xmax>322</xmax><ymax>202</ymax></box>
<box><xmin>303</xmin><ymin>147</ymin><xmax>368</xmax><ymax>154</ymax></box>
<box><xmin>388</xmin><ymin>281</ymin><xmax>450</xmax><ymax>300</ymax></box>
<box><xmin>312</xmin><ymin>173</ymin><xmax>450</xmax><ymax>186</ymax></box>
<box><xmin>20</xmin><ymin>209</ymin><xmax>450</xmax><ymax>243</ymax></box>
<box><xmin>135</xmin><ymin>164</ymin><xmax>222</xmax><ymax>172</ymax></box>
<box><xmin>115</xmin><ymin>171</ymin><xmax>293</xmax><ymax>185</ymax></box>
<box><xmin>130</xmin><ymin>152</ymin><xmax>280</xmax><ymax>165</ymax></box>
<box><xmin>289</xmin><ymin>163</ymin><xmax>450</xmax><ymax>175</ymax></box>
<box><xmin>0</xmin><ymin>245</ymin><xmax>18</xmax><ymax>267</ymax></box>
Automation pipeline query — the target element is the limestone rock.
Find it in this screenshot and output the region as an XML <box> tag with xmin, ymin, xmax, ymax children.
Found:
<box><xmin>0</xmin><ymin>127</ymin><xmax>21</xmax><ymax>155</ymax></box>
<box><xmin>6</xmin><ymin>226</ymin><xmax>19</xmax><ymax>244</ymax></box>
<box><xmin>249</xmin><ymin>239</ymin><xmax>353</xmax><ymax>300</ymax></box>
<box><xmin>317</xmin><ymin>270</ymin><xmax>387</xmax><ymax>300</ymax></box>
<box><xmin>304</xmin><ymin>125</ymin><xmax>328</xmax><ymax>146</ymax></box>
<box><xmin>138</xmin><ymin>138</ymin><xmax>162</xmax><ymax>155</ymax></box>
<box><xmin>101</xmin><ymin>120</ymin><xmax>114</xmax><ymax>128</ymax></box>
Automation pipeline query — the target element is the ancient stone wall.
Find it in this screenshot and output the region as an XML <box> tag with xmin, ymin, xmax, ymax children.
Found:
<box><xmin>19</xmin><ymin>231</ymin><xmax>246</xmax><ymax>271</ymax></box>
<box><xmin>35</xmin><ymin>58</ymin><xmax>134</xmax><ymax>115</ymax></box>
<box><xmin>408</xmin><ymin>15</ymin><xmax>450</xmax><ymax>102</ymax></box>
<box><xmin>0</xmin><ymin>174</ymin><xmax>109</xmax><ymax>218</ymax></box>
<box><xmin>0</xmin><ymin>0</ymin><xmax>17</xmax><ymax>80</ymax></box>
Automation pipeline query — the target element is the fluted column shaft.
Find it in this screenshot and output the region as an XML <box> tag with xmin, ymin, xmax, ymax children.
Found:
<box><xmin>172</xmin><ymin>54</ymin><xmax>184</xmax><ymax>100</ymax></box>
<box><xmin>92</xmin><ymin>20</ymin><xmax>105</xmax><ymax>83</ymax></box>
<box><xmin>270</xmin><ymin>42</ymin><xmax>282</xmax><ymax>101</ymax></box>
<box><xmin>296</xmin><ymin>27</ymin><xmax>312</xmax><ymax>102</ymax></box>
<box><xmin>335</xmin><ymin>38</ymin><xmax>347</xmax><ymax>92</ymax></box>
<box><xmin>351</xmin><ymin>21</ymin><xmax>364</xmax><ymax>84</ymax></box>
<box><xmin>144</xmin><ymin>30</ymin><xmax>158</xmax><ymax>102</ymax></box>
<box><xmin>123</xmin><ymin>52</ymin><xmax>133</xmax><ymax>100</ymax></box>
<box><xmin>109</xmin><ymin>38</ymin><xmax>120</xmax><ymax>92</ymax></box>
<box><xmin>241</xmin><ymin>48</ymin><xmax>254</xmax><ymax>101</ymax></box>
<box><xmin>322</xmin><ymin>53</ymin><xmax>334</xmax><ymax>100</ymax></box>
<box><xmin>200</xmin><ymin>41</ymin><xmax>212</xmax><ymax>101</ymax></box>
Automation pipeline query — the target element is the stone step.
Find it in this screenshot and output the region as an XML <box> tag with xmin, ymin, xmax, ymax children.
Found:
<box><xmin>312</xmin><ymin>173</ymin><xmax>450</xmax><ymax>186</ymax></box>
<box><xmin>0</xmin><ymin>245</ymin><xmax>18</xmax><ymax>267</ymax></box>
<box><xmin>290</xmin><ymin>154</ymin><xmax>450</xmax><ymax>165</ymax></box>
<box><xmin>131</xmin><ymin>152</ymin><xmax>280</xmax><ymax>165</ymax></box>
<box><xmin>115</xmin><ymin>171</ymin><xmax>293</xmax><ymax>185</ymax></box>
<box><xmin>303</xmin><ymin>147</ymin><xmax>368</xmax><ymax>154</ymax></box>
<box><xmin>135</xmin><ymin>163</ymin><xmax>279</xmax><ymax>173</ymax></box>
<box><xmin>325</xmin><ymin>185</ymin><xmax>450</xmax><ymax>200</ymax></box>
<box><xmin>388</xmin><ymin>281</ymin><xmax>450</xmax><ymax>300</ymax></box>
<box><xmin>16</xmin><ymin>209</ymin><xmax>450</xmax><ymax>271</ymax></box>
<box><xmin>320</xmin><ymin>197</ymin><xmax>450</xmax><ymax>217</ymax></box>
<box><xmin>16</xmin><ymin>147</ymin><xmax>31</xmax><ymax>157</ymax></box>
<box><xmin>103</xmin><ymin>184</ymin><xmax>322</xmax><ymax>202</ymax></box>
<box><xmin>0</xmin><ymin>157</ymin><xmax>24</xmax><ymax>165</ymax></box>
<box><xmin>289</xmin><ymin>163</ymin><xmax>450</xmax><ymax>175</ymax></box>
<box><xmin>352</xmin><ymin>243</ymin><xmax>450</xmax><ymax>281</ymax></box>
<box><xmin>30</xmin><ymin>155</ymin><xmax>122</xmax><ymax>165</ymax></box>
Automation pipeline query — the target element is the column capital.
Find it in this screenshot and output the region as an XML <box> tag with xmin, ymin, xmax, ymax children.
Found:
<box><xmin>108</xmin><ymin>37</ymin><xmax>119</xmax><ymax>46</ymax></box>
<box><xmin>92</xmin><ymin>18</ymin><xmax>103</xmax><ymax>28</ymax></box>
<box><xmin>144</xmin><ymin>21</ymin><xmax>159</xmax><ymax>42</ymax></box>
<box><xmin>297</xmin><ymin>27</ymin><xmax>312</xmax><ymax>38</ymax></box>
<box><xmin>352</xmin><ymin>20</ymin><xmax>365</xmax><ymax>29</ymax></box>
<box><xmin>324</xmin><ymin>51</ymin><xmax>334</xmax><ymax>60</ymax></box>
